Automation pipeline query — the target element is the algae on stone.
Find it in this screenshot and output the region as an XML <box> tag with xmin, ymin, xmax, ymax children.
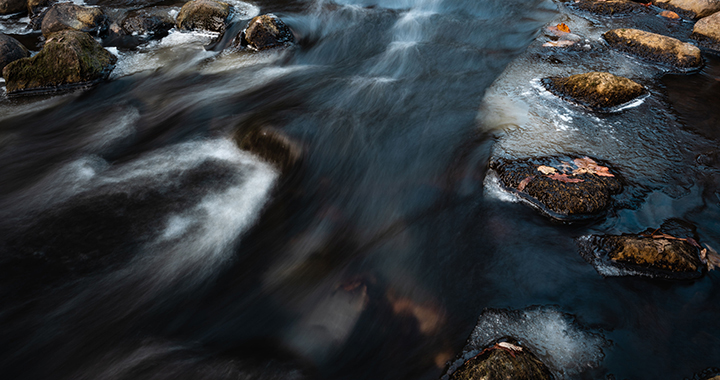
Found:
<box><xmin>544</xmin><ymin>72</ymin><xmax>645</xmax><ymax>110</ymax></box>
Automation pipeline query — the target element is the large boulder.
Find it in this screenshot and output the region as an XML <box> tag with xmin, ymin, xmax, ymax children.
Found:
<box><xmin>240</xmin><ymin>14</ymin><xmax>294</xmax><ymax>50</ymax></box>
<box><xmin>0</xmin><ymin>33</ymin><xmax>29</xmax><ymax>74</ymax></box>
<box><xmin>490</xmin><ymin>155</ymin><xmax>622</xmax><ymax>221</ymax></box>
<box><xmin>2</xmin><ymin>29</ymin><xmax>116</xmax><ymax>95</ymax></box>
<box><xmin>603</xmin><ymin>28</ymin><xmax>702</xmax><ymax>69</ymax></box>
<box><xmin>692</xmin><ymin>11</ymin><xmax>720</xmax><ymax>50</ymax></box>
<box><xmin>0</xmin><ymin>0</ymin><xmax>25</xmax><ymax>14</ymax></box>
<box><xmin>578</xmin><ymin>219</ymin><xmax>708</xmax><ymax>279</ymax></box>
<box><xmin>654</xmin><ymin>0</ymin><xmax>720</xmax><ymax>19</ymax></box>
<box><xmin>41</xmin><ymin>3</ymin><xmax>107</xmax><ymax>37</ymax></box>
<box><xmin>543</xmin><ymin>72</ymin><xmax>645</xmax><ymax>111</ymax></box>
<box><xmin>449</xmin><ymin>339</ymin><xmax>554</xmax><ymax>380</ymax></box>
<box><xmin>573</xmin><ymin>0</ymin><xmax>645</xmax><ymax>16</ymax></box>
<box><xmin>176</xmin><ymin>0</ymin><xmax>230</xmax><ymax>33</ymax></box>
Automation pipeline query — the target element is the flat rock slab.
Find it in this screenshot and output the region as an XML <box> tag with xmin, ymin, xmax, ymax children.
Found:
<box><xmin>578</xmin><ymin>219</ymin><xmax>707</xmax><ymax>279</ymax></box>
<box><xmin>573</xmin><ymin>0</ymin><xmax>646</xmax><ymax>16</ymax></box>
<box><xmin>449</xmin><ymin>339</ymin><xmax>554</xmax><ymax>380</ymax></box>
<box><xmin>543</xmin><ymin>72</ymin><xmax>645</xmax><ymax>111</ymax></box>
<box><xmin>2</xmin><ymin>29</ymin><xmax>117</xmax><ymax>95</ymax></box>
<box><xmin>490</xmin><ymin>156</ymin><xmax>622</xmax><ymax>221</ymax></box>
<box><xmin>41</xmin><ymin>3</ymin><xmax>107</xmax><ymax>37</ymax></box>
<box><xmin>176</xmin><ymin>0</ymin><xmax>230</xmax><ymax>33</ymax></box>
<box><xmin>655</xmin><ymin>0</ymin><xmax>720</xmax><ymax>19</ymax></box>
<box><xmin>692</xmin><ymin>10</ymin><xmax>720</xmax><ymax>49</ymax></box>
<box><xmin>241</xmin><ymin>14</ymin><xmax>294</xmax><ymax>50</ymax></box>
<box><xmin>603</xmin><ymin>28</ymin><xmax>702</xmax><ymax>69</ymax></box>
<box><xmin>0</xmin><ymin>33</ymin><xmax>29</xmax><ymax>74</ymax></box>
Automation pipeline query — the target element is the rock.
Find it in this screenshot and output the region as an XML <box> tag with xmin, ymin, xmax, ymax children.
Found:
<box><xmin>2</xmin><ymin>29</ymin><xmax>117</xmax><ymax>95</ymax></box>
<box><xmin>234</xmin><ymin>126</ymin><xmax>303</xmax><ymax>173</ymax></box>
<box><xmin>573</xmin><ymin>0</ymin><xmax>645</xmax><ymax>16</ymax></box>
<box><xmin>0</xmin><ymin>0</ymin><xmax>26</xmax><ymax>14</ymax></box>
<box><xmin>543</xmin><ymin>72</ymin><xmax>645</xmax><ymax>111</ymax></box>
<box><xmin>692</xmin><ymin>11</ymin><xmax>720</xmax><ymax>50</ymax></box>
<box><xmin>489</xmin><ymin>156</ymin><xmax>622</xmax><ymax>221</ymax></box>
<box><xmin>41</xmin><ymin>3</ymin><xmax>107</xmax><ymax>37</ymax></box>
<box><xmin>176</xmin><ymin>0</ymin><xmax>230</xmax><ymax>33</ymax></box>
<box><xmin>655</xmin><ymin>0</ymin><xmax>720</xmax><ymax>19</ymax></box>
<box><xmin>27</xmin><ymin>0</ymin><xmax>52</xmax><ymax>17</ymax></box>
<box><xmin>449</xmin><ymin>339</ymin><xmax>554</xmax><ymax>380</ymax></box>
<box><xmin>0</xmin><ymin>33</ymin><xmax>30</xmax><ymax>74</ymax></box>
<box><xmin>121</xmin><ymin>7</ymin><xmax>174</xmax><ymax>36</ymax></box>
<box><xmin>240</xmin><ymin>14</ymin><xmax>294</xmax><ymax>50</ymax></box>
<box><xmin>578</xmin><ymin>219</ymin><xmax>707</xmax><ymax>279</ymax></box>
<box><xmin>603</xmin><ymin>28</ymin><xmax>702</xmax><ymax>69</ymax></box>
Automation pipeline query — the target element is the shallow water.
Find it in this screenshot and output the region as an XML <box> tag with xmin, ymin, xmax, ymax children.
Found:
<box><xmin>1</xmin><ymin>0</ymin><xmax>720</xmax><ymax>379</ymax></box>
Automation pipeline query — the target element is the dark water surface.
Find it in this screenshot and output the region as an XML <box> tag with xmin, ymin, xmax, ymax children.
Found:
<box><xmin>1</xmin><ymin>0</ymin><xmax>720</xmax><ymax>379</ymax></box>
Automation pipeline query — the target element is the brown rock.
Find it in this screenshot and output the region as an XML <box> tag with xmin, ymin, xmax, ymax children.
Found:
<box><xmin>655</xmin><ymin>0</ymin><xmax>720</xmax><ymax>19</ymax></box>
<box><xmin>543</xmin><ymin>72</ymin><xmax>645</xmax><ymax>111</ymax></box>
<box><xmin>176</xmin><ymin>0</ymin><xmax>230</xmax><ymax>33</ymax></box>
<box><xmin>603</xmin><ymin>28</ymin><xmax>702</xmax><ymax>69</ymax></box>
<box><xmin>450</xmin><ymin>339</ymin><xmax>554</xmax><ymax>380</ymax></box>
<box><xmin>41</xmin><ymin>3</ymin><xmax>106</xmax><ymax>37</ymax></box>
<box><xmin>0</xmin><ymin>0</ymin><xmax>25</xmax><ymax>14</ymax></box>
<box><xmin>234</xmin><ymin>126</ymin><xmax>303</xmax><ymax>174</ymax></box>
<box><xmin>27</xmin><ymin>0</ymin><xmax>52</xmax><ymax>17</ymax></box>
<box><xmin>574</xmin><ymin>0</ymin><xmax>644</xmax><ymax>16</ymax></box>
<box><xmin>0</xmin><ymin>33</ymin><xmax>29</xmax><ymax>74</ymax></box>
<box><xmin>692</xmin><ymin>11</ymin><xmax>720</xmax><ymax>49</ymax></box>
<box><xmin>240</xmin><ymin>14</ymin><xmax>294</xmax><ymax>50</ymax></box>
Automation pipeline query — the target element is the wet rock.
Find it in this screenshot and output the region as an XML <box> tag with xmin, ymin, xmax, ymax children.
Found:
<box><xmin>240</xmin><ymin>14</ymin><xmax>294</xmax><ymax>50</ymax></box>
<box><xmin>578</xmin><ymin>219</ymin><xmax>707</xmax><ymax>279</ymax></box>
<box><xmin>3</xmin><ymin>29</ymin><xmax>117</xmax><ymax>95</ymax></box>
<box><xmin>41</xmin><ymin>3</ymin><xmax>107</xmax><ymax>37</ymax></box>
<box><xmin>176</xmin><ymin>0</ymin><xmax>230</xmax><ymax>33</ymax></box>
<box><xmin>0</xmin><ymin>0</ymin><xmax>26</xmax><ymax>15</ymax></box>
<box><xmin>543</xmin><ymin>72</ymin><xmax>645</xmax><ymax>111</ymax></box>
<box><xmin>27</xmin><ymin>0</ymin><xmax>52</xmax><ymax>17</ymax></box>
<box><xmin>0</xmin><ymin>33</ymin><xmax>30</xmax><ymax>74</ymax></box>
<box><xmin>655</xmin><ymin>0</ymin><xmax>720</xmax><ymax>19</ymax></box>
<box><xmin>692</xmin><ymin>11</ymin><xmax>720</xmax><ymax>50</ymax></box>
<box><xmin>573</xmin><ymin>0</ymin><xmax>644</xmax><ymax>16</ymax></box>
<box><xmin>235</xmin><ymin>126</ymin><xmax>303</xmax><ymax>173</ymax></box>
<box><xmin>120</xmin><ymin>8</ymin><xmax>174</xmax><ymax>36</ymax></box>
<box><xmin>603</xmin><ymin>28</ymin><xmax>702</xmax><ymax>69</ymax></box>
<box><xmin>489</xmin><ymin>156</ymin><xmax>622</xmax><ymax>221</ymax></box>
<box><xmin>449</xmin><ymin>339</ymin><xmax>554</xmax><ymax>380</ymax></box>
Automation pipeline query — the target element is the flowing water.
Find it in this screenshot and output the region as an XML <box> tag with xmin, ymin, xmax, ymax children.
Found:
<box><xmin>1</xmin><ymin>0</ymin><xmax>720</xmax><ymax>379</ymax></box>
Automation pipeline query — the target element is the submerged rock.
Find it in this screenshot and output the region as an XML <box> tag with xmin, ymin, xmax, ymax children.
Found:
<box><xmin>655</xmin><ymin>0</ymin><xmax>720</xmax><ymax>19</ymax></box>
<box><xmin>489</xmin><ymin>156</ymin><xmax>622</xmax><ymax>221</ymax></box>
<box><xmin>41</xmin><ymin>3</ymin><xmax>107</xmax><ymax>37</ymax></box>
<box><xmin>603</xmin><ymin>28</ymin><xmax>702</xmax><ymax>69</ymax></box>
<box><xmin>0</xmin><ymin>0</ymin><xmax>26</xmax><ymax>15</ymax></box>
<box><xmin>176</xmin><ymin>0</ymin><xmax>230</xmax><ymax>33</ymax></box>
<box><xmin>543</xmin><ymin>72</ymin><xmax>645</xmax><ymax>111</ymax></box>
<box><xmin>0</xmin><ymin>33</ymin><xmax>30</xmax><ymax>74</ymax></box>
<box><xmin>692</xmin><ymin>11</ymin><xmax>720</xmax><ymax>50</ymax></box>
<box><xmin>449</xmin><ymin>339</ymin><xmax>554</xmax><ymax>380</ymax></box>
<box><xmin>3</xmin><ymin>29</ymin><xmax>116</xmax><ymax>95</ymax></box>
<box><xmin>573</xmin><ymin>0</ymin><xmax>645</xmax><ymax>16</ymax></box>
<box><xmin>578</xmin><ymin>219</ymin><xmax>708</xmax><ymax>280</ymax></box>
<box><xmin>234</xmin><ymin>126</ymin><xmax>303</xmax><ymax>173</ymax></box>
<box><xmin>240</xmin><ymin>14</ymin><xmax>294</xmax><ymax>50</ymax></box>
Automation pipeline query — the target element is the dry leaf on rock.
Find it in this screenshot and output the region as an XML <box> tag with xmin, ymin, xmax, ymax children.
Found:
<box><xmin>557</xmin><ymin>23</ymin><xmax>570</xmax><ymax>33</ymax></box>
<box><xmin>572</xmin><ymin>156</ymin><xmax>614</xmax><ymax>177</ymax></box>
<box><xmin>537</xmin><ymin>165</ymin><xmax>558</xmax><ymax>175</ymax></box>
<box><xmin>548</xmin><ymin>173</ymin><xmax>584</xmax><ymax>183</ymax></box>
<box><xmin>497</xmin><ymin>342</ymin><xmax>523</xmax><ymax>352</ymax></box>
<box><xmin>518</xmin><ymin>176</ymin><xmax>534</xmax><ymax>191</ymax></box>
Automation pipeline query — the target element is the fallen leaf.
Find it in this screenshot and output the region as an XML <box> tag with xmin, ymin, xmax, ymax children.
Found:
<box><xmin>518</xmin><ymin>176</ymin><xmax>535</xmax><ymax>191</ymax></box>
<box><xmin>537</xmin><ymin>165</ymin><xmax>558</xmax><ymax>175</ymax></box>
<box><xmin>573</xmin><ymin>156</ymin><xmax>615</xmax><ymax>177</ymax></box>
<box><xmin>548</xmin><ymin>173</ymin><xmax>584</xmax><ymax>183</ymax></box>
<box><xmin>497</xmin><ymin>342</ymin><xmax>523</xmax><ymax>352</ymax></box>
<box><xmin>659</xmin><ymin>10</ymin><xmax>680</xmax><ymax>19</ymax></box>
<box><xmin>640</xmin><ymin>2</ymin><xmax>651</xmax><ymax>6</ymax></box>
<box><xmin>557</xmin><ymin>23</ymin><xmax>570</xmax><ymax>33</ymax></box>
<box><xmin>543</xmin><ymin>40</ymin><xmax>576</xmax><ymax>47</ymax></box>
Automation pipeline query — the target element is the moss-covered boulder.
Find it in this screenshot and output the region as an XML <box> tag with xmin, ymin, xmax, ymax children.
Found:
<box><xmin>0</xmin><ymin>0</ymin><xmax>26</xmax><ymax>14</ymax></box>
<box><xmin>41</xmin><ymin>3</ymin><xmax>106</xmax><ymax>37</ymax></box>
<box><xmin>654</xmin><ymin>0</ymin><xmax>720</xmax><ymax>19</ymax></box>
<box><xmin>240</xmin><ymin>14</ymin><xmax>294</xmax><ymax>50</ymax></box>
<box><xmin>573</xmin><ymin>0</ymin><xmax>645</xmax><ymax>16</ymax></box>
<box><xmin>603</xmin><ymin>28</ymin><xmax>702</xmax><ymax>69</ymax></box>
<box><xmin>579</xmin><ymin>219</ymin><xmax>707</xmax><ymax>279</ymax></box>
<box><xmin>176</xmin><ymin>0</ymin><xmax>230</xmax><ymax>33</ymax></box>
<box><xmin>449</xmin><ymin>339</ymin><xmax>554</xmax><ymax>380</ymax></box>
<box><xmin>692</xmin><ymin>11</ymin><xmax>720</xmax><ymax>50</ymax></box>
<box><xmin>543</xmin><ymin>72</ymin><xmax>645</xmax><ymax>111</ymax></box>
<box><xmin>234</xmin><ymin>126</ymin><xmax>303</xmax><ymax>174</ymax></box>
<box><xmin>490</xmin><ymin>156</ymin><xmax>622</xmax><ymax>221</ymax></box>
<box><xmin>0</xmin><ymin>33</ymin><xmax>29</xmax><ymax>74</ymax></box>
<box><xmin>2</xmin><ymin>29</ymin><xmax>116</xmax><ymax>95</ymax></box>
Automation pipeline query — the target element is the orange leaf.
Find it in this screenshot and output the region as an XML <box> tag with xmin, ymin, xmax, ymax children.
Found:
<box><xmin>518</xmin><ymin>176</ymin><xmax>534</xmax><ymax>191</ymax></box>
<box><xmin>572</xmin><ymin>156</ymin><xmax>615</xmax><ymax>177</ymax></box>
<box><xmin>548</xmin><ymin>173</ymin><xmax>584</xmax><ymax>183</ymax></box>
<box><xmin>659</xmin><ymin>10</ymin><xmax>680</xmax><ymax>19</ymax></box>
<box><xmin>556</xmin><ymin>23</ymin><xmax>570</xmax><ymax>33</ymax></box>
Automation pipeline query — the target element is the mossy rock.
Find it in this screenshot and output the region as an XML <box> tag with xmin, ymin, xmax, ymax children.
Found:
<box><xmin>234</xmin><ymin>126</ymin><xmax>303</xmax><ymax>174</ymax></box>
<box><xmin>2</xmin><ymin>29</ymin><xmax>117</xmax><ymax>95</ymax></box>
<box><xmin>603</xmin><ymin>28</ymin><xmax>702</xmax><ymax>69</ymax></box>
<box><xmin>692</xmin><ymin>11</ymin><xmax>720</xmax><ymax>50</ymax></box>
<box><xmin>0</xmin><ymin>0</ymin><xmax>26</xmax><ymax>14</ymax></box>
<box><xmin>450</xmin><ymin>339</ymin><xmax>554</xmax><ymax>380</ymax></box>
<box><xmin>573</xmin><ymin>0</ymin><xmax>645</xmax><ymax>16</ymax></box>
<box><xmin>0</xmin><ymin>33</ymin><xmax>29</xmax><ymax>74</ymax></box>
<box><xmin>490</xmin><ymin>156</ymin><xmax>622</xmax><ymax>221</ymax></box>
<box><xmin>654</xmin><ymin>0</ymin><xmax>720</xmax><ymax>19</ymax></box>
<box><xmin>579</xmin><ymin>219</ymin><xmax>707</xmax><ymax>279</ymax></box>
<box><xmin>176</xmin><ymin>0</ymin><xmax>230</xmax><ymax>33</ymax></box>
<box><xmin>543</xmin><ymin>72</ymin><xmax>645</xmax><ymax>111</ymax></box>
<box><xmin>41</xmin><ymin>3</ymin><xmax>106</xmax><ymax>37</ymax></box>
<box><xmin>240</xmin><ymin>14</ymin><xmax>294</xmax><ymax>50</ymax></box>
<box><xmin>121</xmin><ymin>8</ymin><xmax>174</xmax><ymax>36</ymax></box>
